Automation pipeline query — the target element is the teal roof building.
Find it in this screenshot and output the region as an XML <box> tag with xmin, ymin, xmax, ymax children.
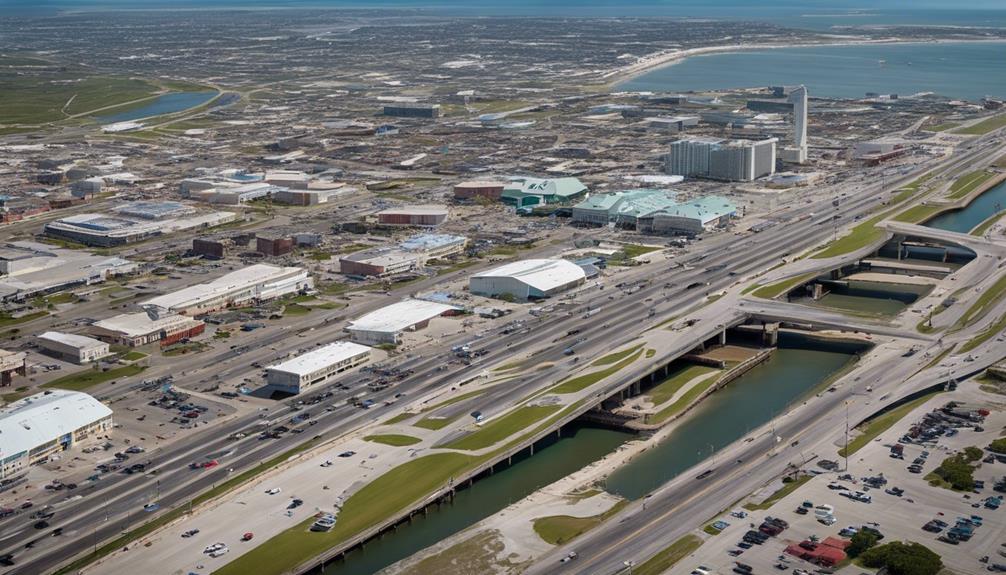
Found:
<box><xmin>500</xmin><ymin>177</ymin><xmax>588</xmax><ymax>208</ymax></box>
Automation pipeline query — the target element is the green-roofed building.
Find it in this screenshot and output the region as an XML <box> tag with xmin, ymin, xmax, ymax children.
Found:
<box><xmin>500</xmin><ymin>177</ymin><xmax>588</xmax><ymax>208</ymax></box>
<box><xmin>638</xmin><ymin>195</ymin><xmax>737</xmax><ymax>236</ymax></box>
<box><xmin>571</xmin><ymin>189</ymin><xmax>678</xmax><ymax>228</ymax></box>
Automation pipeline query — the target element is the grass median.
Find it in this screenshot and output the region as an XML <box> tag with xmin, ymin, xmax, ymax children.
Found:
<box><xmin>551</xmin><ymin>349</ymin><xmax>643</xmax><ymax>394</ymax></box>
<box><xmin>650</xmin><ymin>368</ymin><xmax>729</xmax><ymax>425</ymax></box>
<box><xmin>214</xmin><ymin>452</ymin><xmax>476</xmax><ymax>575</ymax></box>
<box><xmin>953</xmin><ymin>113</ymin><xmax>1006</xmax><ymax>135</ymax></box>
<box><xmin>947</xmin><ymin>170</ymin><xmax>996</xmax><ymax>200</ymax></box>
<box><xmin>442</xmin><ymin>405</ymin><xmax>561</xmax><ymax>451</ymax></box>
<box><xmin>364</xmin><ymin>434</ymin><xmax>422</xmax><ymax>446</ymax></box>
<box><xmin>647</xmin><ymin>364</ymin><xmax>719</xmax><ymax>406</ymax></box>
<box><xmin>953</xmin><ymin>273</ymin><xmax>1006</xmax><ymax>330</ymax></box>
<box><xmin>960</xmin><ymin>313</ymin><xmax>1006</xmax><ymax>354</ymax></box>
<box><xmin>634</xmin><ymin>534</ymin><xmax>703</xmax><ymax>575</ymax></box>
<box><xmin>532</xmin><ymin>499</ymin><xmax>628</xmax><ymax>545</ymax></box>
<box><xmin>744</xmin><ymin>474</ymin><xmax>813</xmax><ymax>511</ymax></box>
<box><xmin>749</xmin><ymin>272</ymin><xmax>817</xmax><ymax>299</ymax></box>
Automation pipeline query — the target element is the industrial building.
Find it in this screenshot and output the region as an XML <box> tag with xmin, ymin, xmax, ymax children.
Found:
<box><xmin>500</xmin><ymin>177</ymin><xmax>588</xmax><ymax>208</ymax></box>
<box><xmin>346</xmin><ymin>299</ymin><xmax>461</xmax><ymax>345</ymax></box>
<box><xmin>113</xmin><ymin>201</ymin><xmax>195</xmax><ymax>220</ymax></box>
<box><xmin>186</xmin><ymin>182</ymin><xmax>285</xmax><ymax>205</ymax></box>
<box><xmin>340</xmin><ymin>248</ymin><xmax>418</xmax><ymax>277</ymax></box>
<box><xmin>192</xmin><ymin>238</ymin><xmax>229</xmax><ymax>259</ymax></box>
<box><xmin>141</xmin><ymin>264</ymin><xmax>312</xmax><ymax>315</ymax></box>
<box><xmin>377</xmin><ymin>205</ymin><xmax>449</xmax><ymax>227</ymax></box>
<box><xmin>0</xmin><ymin>241</ymin><xmax>136</xmax><ymax>302</ymax></box>
<box><xmin>0</xmin><ymin>350</ymin><xmax>27</xmax><ymax>387</ymax></box>
<box><xmin>470</xmin><ymin>259</ymin><xmax>587</xmax><ymax>301</ymax></box>
<box><xmin>0</xmin><ymin>390</ymin><xmax>113</xmax><ymax>478</ymax></box>
<box><xmin>37</xmin><ymin>332</ymin><xmax>110</xmax><ymax>364</ymax></box>
<box><xmin>382</xmin><ymin>103</ymin><xmax>441</xmax><ymax>118</ymax></box>
<box><xmin>265</xmin><ymin>341</ymin><xmax>372</xmax><ymax>395</ymax></box>
<box><xmin>91</xmin><ymin>311</ymin><xmax>206</xmax><ymax>347</ymax></box>
<box><xmin>645</xmin><ymin>115</ymin><xmax>700</xmax><ymax>132</ymax></box>
<box><xmin>572</xmin><ymin>189</ymin><xmax>679</xmax><ymax>228</ymax></box>
<box><xmin>43</xmin><ymin>205</ymin><xmax>236</xmax><ymax>247</ymax></box>
<box><xmin>453</xmin><ymin>180</ymin><xmax>507</xmax><ymax>201</ymax></box>
<box><xmin>399</xmin><ymin>234</ymin><xmax>468</xmax><ymax>260</ymax></box>
<box><xmin>667</xmin><ymin>138</ymin><xmax>776</xmax><ymax>182</ymax></box>
<box><xmin>637</xmin><ymin>196</ymin><xmax>738</xmax><ymax>236</ymax></box>
<box><xmin>256</xmin><ymin>235</ymin><xmax>294</xmax><ymax>257</ymax></box>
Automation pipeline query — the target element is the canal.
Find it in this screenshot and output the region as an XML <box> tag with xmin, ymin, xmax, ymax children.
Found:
<box><xmin>318</xmin><ymin>333</ymin><xmax>864</xmax><ymax>574</ymax></box>
<box><xmin>924</xmin><ymin>180</ymin><xmax>1006</xmax><ymax>234</ymax></box>
<box><xmin>98</xmin><ymin>91</ymin><xmax>217</xmax><ymax>123</ymax></box>
<box><xmin>605</xmin><ymin>333</ymin><xmax>866</xmax><ymax>499</ymax></box>
<box><xmin>802</xmin><ymin>280</ymin><xmax>931</xmax><ymax>316</ymax></box>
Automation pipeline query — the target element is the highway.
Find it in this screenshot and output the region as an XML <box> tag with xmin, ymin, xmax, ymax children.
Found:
<box><xmin>9</xmin><ymin>135</ymin><xmax>1005</xmax><ymax>575</ymax></box>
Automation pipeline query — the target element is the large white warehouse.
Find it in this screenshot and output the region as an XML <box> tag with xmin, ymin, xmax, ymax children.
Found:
<box><xmin>265</xmin><ymin>341</ymin><xmax>372</xmax><ymax>395</ymax></box>
<box><xmin>37</xmin><ymin>331</ymin><xmax>110</xmax><ymax>364</ymax></box>
<box><xmin>470</xmin><ymin>259</ymin><xmax>586</xmax><ymax>301</ymax></box>
<box><xmin>0</xmin><ymin>390</ymin><xmax>113</xmax><ymax>477</ymax></box>
<box><xmin>142</xmin><ymin>264</ymin><xmax>312</xmax><ymax>315</ymax></box>
<box><xmin>347</xmin><ymin>299</ymin><xmax>461</xmax><ymax>345</ymax></box>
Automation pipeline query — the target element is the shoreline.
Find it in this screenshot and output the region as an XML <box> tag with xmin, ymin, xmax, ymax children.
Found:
<box><xmin>605</xmin><ymin>36</ymin><xmax>1006</xmax><ymax>89</ymax></box>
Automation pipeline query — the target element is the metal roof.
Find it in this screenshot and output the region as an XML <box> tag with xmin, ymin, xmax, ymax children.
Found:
<box><xmin>348</xmin><ymin>300</ymin><xmax>460</xmax><ymax>335</ymax></box>
<box><xmin>0</xmin><ymin>390</ymin><xmax>112</xmax><ymax>458</ymax></box>
<box><xmin>38</xmin><ymin>331</ymin><xmax>107</xmax><ymax>350</ymax></box>
<box><xmin>266</xmin><ymin>341</ymin><xmax>372</xmax><ymax>377</ymax></box>
<box><xmin>472</xmin><ymin>259</ymin><xmax>586</xmax><ymax>292</ymax></box>
<box><xmin>504</xmin><ymin>177</ymin><xmax>587</xmax><ymax>198</ymax></box>
<box><xmin>92</xmin><ymin>311</ymin><xmax>201</xmax><ymax>337</ymax></box>
<box><xmin>142</xmin><ymin>264</ymin><xmax>305</xmax><ymax>311</ymax></box>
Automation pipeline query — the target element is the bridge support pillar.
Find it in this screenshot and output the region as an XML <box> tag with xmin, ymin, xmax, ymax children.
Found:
<box><xmin>830</xmin><ymin>268</ymin><xmax>840</xmax><ymax>280</ymax></box>
<box><xmin>719</xmin><ymin>330</ymin><xmax>727</xmax><ymax>346</ymax></box>
<box><xmin>897</xmin><ymin>241</ymin><xmax>903</xmax><ymax>260</ymax></box>
<box><xmin>942</xmin><ymin>248</ymin><xmax>949</xmax><ymax>263</ymax></box>
<box><xmin>763</xmin><ymin>322</ymin><xmax>779</xmax><ymax>347</ymax></box>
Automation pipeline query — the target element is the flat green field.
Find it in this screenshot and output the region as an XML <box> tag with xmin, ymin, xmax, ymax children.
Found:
<box><xmin>0</xmin><ymin>75</ymin><xmax>162</xmax><ymax>124</ymax></box>
<box><xmin>953</xmin><ymin>114</ymin><xmax>1006</xmax><ymax>135</ymax></box>
<box><xmin>947</xmin><ymin>170</ymin><xmax>996</xmax><ymax>200</ymax></box>
<box><xmin>363</xmin><ymin>434</ymin><xmax>422</xmax><ymax>446</ymax></box>
<box><xmin>42</xmin><ymin>364</ymin><xmax>145</xmax><ymax>392</ymax></box>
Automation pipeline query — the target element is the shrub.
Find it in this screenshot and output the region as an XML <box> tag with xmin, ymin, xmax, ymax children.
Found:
<box><xmin>860</xmin><ymin>541</ymin><xmax>942</xmax><ymax>575</ymax></box>
<box><xmin>989</xmin><ymin>438</ymin><xmax>1006</xmax><ymax>454</ymax></box>
<box><xmin>847</xmin><ymin>530</ymin><xmax>879</xmax><ymax>557</ymax></box>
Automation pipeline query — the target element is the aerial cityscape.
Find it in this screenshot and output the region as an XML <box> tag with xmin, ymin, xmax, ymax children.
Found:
<box><xmin>2</xmin><ymin>2</ymin><xmax>1006</xmax><ymax>575</ymax></box>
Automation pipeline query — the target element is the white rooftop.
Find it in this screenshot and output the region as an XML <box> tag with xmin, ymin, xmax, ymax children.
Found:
<box><xmin>38</xmin><ymin>331</ymin><xmax>106</xmax><ymax>350</ymax></box>
<box><xmin>142</xmin><ymin>264</ymin><xmax>303</xmax><ymax>311</ymax></box>
<box><xmin>0</xmin><ymin>390</ymin><xmax>112</xmax><ymax>458</ymax></box>
<box><xmin>348</xmin><ymin>300</ymin><xmax>459</xmax><ymax>335</ymax></box>
<box><xmin>92</xmin><ymin>311</ymin><xmax>198</xmax><ymax>337</ymax></box>
<box><xmin>267</xmin><ymin>341</ymin><xmax>371</xmax><ymax>377</ymax></box>
<box><xmin>473</xmin><ymin>259</ymin><xmax>586</xmax><ymax>292</ymax></box>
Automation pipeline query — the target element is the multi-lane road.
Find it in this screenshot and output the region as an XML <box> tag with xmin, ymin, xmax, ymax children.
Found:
<box><xmin>7</xmin><ymin>135</ymin><xmax>1005</xmax><ymax>574</ymax></box>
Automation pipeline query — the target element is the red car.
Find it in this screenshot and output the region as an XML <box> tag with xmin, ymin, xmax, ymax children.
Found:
<box><xmin>201</xmin><ymin>460</ymin><xmax>219</xmax><ymax>469</ymax></box>
<box><xmin>241</xmin><ymin>532</ymin><xmax>253</xmax><ymax>541</ymax></box>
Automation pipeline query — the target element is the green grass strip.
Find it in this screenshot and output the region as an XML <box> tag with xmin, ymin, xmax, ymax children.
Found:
<box><xmin>442</xmin><ymin>405</ymin><xmax>561</xmax><ymax>451</ymax></box>
<box><xmin>750</xmin><ymin>272</ymin><xmax>817</xmax><ymax>299</ymax></box>
<box><xmin>953</xmin><ymin>113</ymin><xmax>1006</xmax><ymax>135</ymax></box>
<box><xmin>953</xmin><ymin>273</ymin><xmax>1006</xmax><ymax>330</ymax></box>
<box><xmin>532</xmin><ymin>499</ymin><xmax>628</xmax><ymax>545</ymax></box>
<box><xmin>634</xmin><ymin>534</ymin><xmax>704</xmax><ymax>575</ymax></box>
<box><xmin>960</xmin><ymin>312</ymin><xmax>1006</xmax><ymax>354</ymax></box>
<box><xmin>551</xmin><ymin>349</ymin><xmax>643</xmax><ymax>394</ymax></box>
<box><xmin>647</xmin><ymin>364</ymin><xmax>718</xmax><ymax>406</ymax></box>
<box><xmin>650</xmin><ymin>371</ymin><xmax>724</xmax><ymax>425</ymax></box>
<box><xmin>363</xmin><ymin>434</ymin><xmax>421</xmax><ymax>446</ymax></box>
<box><xmin>42</xmin><ymin>364</ymin><xmax>146</xmax><ymax>392</ymax></box>
<box><xmin>838</xmin><ymin>390</ymin><xmax>942</xmax><ymax>458</ymax></box>
<box><xmin>413</xmin><ymin>416</ymin><xmax>456</xmax><ymax>430</ymax></box>
<box><xmin>591</xmin><ymin>344</ymin><xmax>644</xmax><ymax>367</ymax></box>
<box><xmin>971</xmin><ymin>211</ymin><xmax>1006</xmax><ymax>236</ymax></box>
<box><xmin>947</xmin><ymin>170</ymin><xmax>995</xmax><ymax>200</ymax></box>
<box><xmin>743</xmin><ymin>474</ymin><xmax>813</xmax><ymax>511</ymax></box>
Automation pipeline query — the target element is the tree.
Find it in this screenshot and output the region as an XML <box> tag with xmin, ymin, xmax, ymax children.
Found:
<box><xmin>963</xmin><ymin>446</ymin><xmax>983</xmax><ymax>462</ymax></box>
<box><xmin>989</xmin><ymin>438</ymin><xmax>1006</xmax><ymax>454</ymax></box>
<box><xmin>932</xmin><ymin>452</ymin><xmax>976</xmax><ymax>490</ymax></box>
<box><xmin>847</xmin><ymin>530</ymin><xmax>879</xmax><ymax>557</ymax></box>
<box><xmin>861</xmin><ymin>541</ymin><xmax>942</xmax><ymax>575</ymax></box>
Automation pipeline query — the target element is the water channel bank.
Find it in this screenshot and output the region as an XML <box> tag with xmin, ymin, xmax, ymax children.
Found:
<box><xmin>925</xmin><ymin>180</ymin><xmax>1006</xmax><ymax>235</ymax></box>
<box><xmin>98</xmin><ymin>91</ymin><xmax>217</xmax><ymax>123</ymax></box>
<box><xmin>311</xmin><ymin>332</ymin><xmax>864</xmax><ymax>574</ymax></box>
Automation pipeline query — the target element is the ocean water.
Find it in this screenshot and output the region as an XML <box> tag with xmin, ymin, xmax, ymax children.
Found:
<box><xmin>619</xmin><ymin>42</ymin><xmax>1006</xmax><ymax>101</ymax></box>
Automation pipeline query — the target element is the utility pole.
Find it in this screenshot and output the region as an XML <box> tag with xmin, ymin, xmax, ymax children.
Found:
<box><xmin>843</xmin><ymin>400</ymin><xmax>850</xmax><ymax>472</ymax></box>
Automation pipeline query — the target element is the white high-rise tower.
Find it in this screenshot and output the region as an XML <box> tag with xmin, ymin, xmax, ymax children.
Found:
<box><xmin>780</xmin><ymin>85</ymin><xmax>809</xmax><ymax>164</ymax></box>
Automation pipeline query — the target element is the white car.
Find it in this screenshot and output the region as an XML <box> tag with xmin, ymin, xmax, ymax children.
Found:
<box><xmin>209</xmin><ymin>547</ymin><xmax>230</xmax><ymax>558</ymax></box>
<box><xmin>266</xmin><ymin>488</ymin><xmax>282</xmax><ymax>495</ymax></box>
<box><xmin>203</xmin><ymin>543</ymin><xmax>225</xmax><ymax>554</ymax></box>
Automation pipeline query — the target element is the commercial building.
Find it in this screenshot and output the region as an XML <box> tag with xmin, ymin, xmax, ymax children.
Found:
<box><xmin>192</xmin><ymin>238</ymin><xmax>228</xmax><ymax>259</ymax></box>
<box><xmin>0</xmin><ymin>241</ymin><xmax>136</xmax><ymax>302</ymax></box>
<box><xmin>453</xmin><ymin>180</ymin><xmax>507</xmax><ymax>201</ymax></box>
<box><xmin>500</xmin><ymin>177</ymin><xmax>588</xmax><ymax>208</ymax></box>
<box><xmin>377</xmin><ymin>205</ymin><xmax>449</xmax><ymax>227</ymax></box>
<box><xmin>0</xmin><ymin>390</ymin><xmax>113</xmax><ymax>478</ymax></box>
<box><xmin>399</xmin><ymin>234</ymin><xmax>468</xmax><ymax>259</ymax></box>
<box><xmin>265</xmin><ymin>342</ymin><xmax>372</xmax><ymax>395</ymax></box>
<box><xmin>91</xmin><ymin>311</ymin><xmax>206</xmax><ymax>347</ymax></box>
<box><xmin>645</xmin><ymin>115</ymin><xmax>700</xmax><ymax>132</ymax></box>
<box><xmin>667</xmin><ymin>138</ymin><xmax>776</xmax><ymax>182</ymax></box>
<box><xmin>346</xmin><ymin>300</ymin><xmax>461</xmax><ymax>345</ymax></box>
<box><xmin>141</xmin><ymin>264</ymin><xmax>312</xmax><ymax>315</ymax></box>
<box><xmin>43</xmin><ymin>205</ymin><xmax>236</xmax><ymax>247</ymax></box>
<box><xmin>37</xmin><ymin>332</ymin><xmax>110</xmax><ymax>364</ymax></box>
<box><xmin>113</xmin><ymin>201</ymin><xmax>195</xmax><ymax>220</ymax></box>
<box><xmin>339</xmin><ymin>248</ymin><xmax>418</xmax><ymax>278</ymax></box>
<box><xmin>637</xmin><ymin>196</ymin><xmax>738</xmax><ymax>236</ymax></box>
<box><xmin>186</xmin><ymin>182</ymin><xmax>284</xmax><ymax>205</ymax></box>
<box><xmin>572</xmin><ymin>189</ymin><xmax>679</xmax><ymax>228</ymax></box>
<box><xmin>256</xmin><ymin>235</ymin><xmax>294</xmax><ymax>257</ymax></box>
<box><xmin>470</xmin><ymin>259</ymin><xmax>587</xmax><ymax>301</ymax></box>
<box><xmin>382</xmin><ymin>103</ymin><xmax>441</xmax><ymax>118</ymax></box>
<box><xmin>0</xmin><ymin>350</ymin><xmax>27</xmax><ymax>386</ymax></box>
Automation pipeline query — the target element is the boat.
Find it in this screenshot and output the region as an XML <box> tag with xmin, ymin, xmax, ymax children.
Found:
<box><xmin>311</xmin><ymin>513</ymin><xmax>337</xmax><ymax>532</ymax></box>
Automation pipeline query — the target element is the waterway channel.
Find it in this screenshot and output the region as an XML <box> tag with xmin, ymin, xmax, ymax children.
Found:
<box><xmin>606</xmin><ymin>333</ymin><xmax>866</xmax><ymax>499</ymax></box>
<box><xmin>803</xmin><ymin>280</ymin><xmax>931</xmax><ymax>316</ymax></box>
<box><xmin>315</xmin><ymin>332</ymin><xmax>863</xmax><ymax>574</ymax></box>
<box><xmin>97</xmin><ymin>91</ymin><xmax>217</xmax><ymax>123</ymax></box>
<box><xmin>924</xmin><ymin>180</ymin><xmax>1006</xmax><ymax>235</ymax></box>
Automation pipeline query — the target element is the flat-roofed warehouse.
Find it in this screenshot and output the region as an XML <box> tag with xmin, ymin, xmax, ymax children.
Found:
<box><xmin>141</xmin><ymin>264</ymin><xmax>312</xmax><ymax>315</ymax></box>
<box><xmin>454</xmin><ymin>180</ymin><xmax>506</xmax><ymax>201</ymax></box>
<box><xmin>347</xmin><ymin>299</ymin><xmax>462</xmax><ymax>345</ymax></box>
<box><xmin>90</xmin><ymin>311</ymin><xmax>205</xmax><ymax>347</ymax></box>
<box><xmin>377</xmin><ymin>205</ymin><xmax>449</xmax><ymax>227</ymax></box>
<box><xmin>37</xmin><ymin>331</ymin><xmax>110</xmax><ymax>364</ymax></box>
<box><xmin>470</xmin><ymin>259</ymin><xmax>587</xmax><ymax>301</ymax></box>
<box><xmin>0</xmin><ymin>390</ymin><xmax>113</xmax><ymax>477</ymax></box>
<box><xmin>266</xmin><ymin>342</ymin><xmax>372</xmax><ymax>395</ymax></box>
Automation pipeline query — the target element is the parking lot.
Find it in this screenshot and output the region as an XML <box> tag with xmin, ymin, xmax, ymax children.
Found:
<box><xmin>667</xmin><ymin>381</ymin><xmax>1006</xmax><ymax>575</ymax></box>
